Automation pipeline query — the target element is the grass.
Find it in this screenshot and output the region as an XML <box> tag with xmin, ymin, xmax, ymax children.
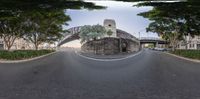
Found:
<box><xmin>0</xmin><ymin>50</ymin><xmax>55</xmax><ymax>60</ymax></box>
<box><xmin>170</xmin><ymin>50</ymin><xmax>200</xmax><ymax>60</ymax></box>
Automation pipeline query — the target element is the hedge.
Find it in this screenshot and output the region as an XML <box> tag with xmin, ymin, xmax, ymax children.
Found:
<box><xmin>0</xmin><ymin>50</ymin><xmax>55</xmax><ymax>60</ymax></box>
<box><xmin>170</xmin><ymin>50</ymin><xmax>200</xmax><ymax>60</ymax></box>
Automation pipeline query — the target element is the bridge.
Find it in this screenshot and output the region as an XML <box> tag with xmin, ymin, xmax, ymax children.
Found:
<box><xmin>139</xmin><ymin>37</ymin><xmax>168</xmax><ymax>44</ymax></box>
<box><xmin>57</xmin><ymin>26</ymin><xmax>82</xmax><ymax>46</ymax></box>
<box><xmin>57</xmin><ymin>27</ymin><xmax>168</xmax><ymax>47</ymax></box>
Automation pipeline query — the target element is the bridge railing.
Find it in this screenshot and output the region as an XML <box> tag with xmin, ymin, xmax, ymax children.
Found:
<box><xmin>139</xmin><ymin>37</ymin><xmax>164</xmax><ymax>41</ymax></box>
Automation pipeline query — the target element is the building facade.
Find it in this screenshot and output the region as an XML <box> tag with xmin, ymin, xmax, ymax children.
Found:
<box><xmin>177</xmin><ymin>35</ymin><xmax>200</xmax><ymax>50</ymax></box>
<box><xmin>0</xmin><ymin>37</ymin><xmax>55</xmax><ymax>50</ymax></box>
<box><xmin>0</xmin><ymin>37</ymin><xmax>4</xmax><ymax>50</ymax></box>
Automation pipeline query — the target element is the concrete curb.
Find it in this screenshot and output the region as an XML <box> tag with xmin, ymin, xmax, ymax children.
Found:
<box><xmin>164</xmin><ymin>52</ymin><xmax>200</xmax><ymax>63</ymax></box>
<box><xmin>75</xmin><ymin>50</ymin><xmax>143</xmax><ymax>61</ymax></box>
<box><xmin>0</xmin><ymin>51</ymin><xmax>57</xmax><ymax>63</ymax></box>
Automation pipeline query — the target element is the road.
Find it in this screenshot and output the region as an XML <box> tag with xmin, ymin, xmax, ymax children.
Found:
<box><xmin>0</xmin><ymin>49</ymin><xmax>200</xmax><ymax>99</ymax></box>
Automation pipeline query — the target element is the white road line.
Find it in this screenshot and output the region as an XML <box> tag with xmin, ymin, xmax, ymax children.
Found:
<box><xmin>75</xmin><ymin>50</ymin><xmax>143</xmax><ymax>61</ymax></box>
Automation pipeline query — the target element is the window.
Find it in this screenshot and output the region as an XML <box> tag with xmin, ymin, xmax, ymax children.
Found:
<box><xmin>108</xmin><ymin>24</ymin><xmax>112</xmax><ymax>27</ymax></box>
<box><xmin>192</xmin><ymin>44</ymin><xmax>195</xmax><ymax>48</ymax></box>
<box><xmin>190</xmin><ymin>44</ymin><xmax>195</xmax><ymax>48</ymax></box>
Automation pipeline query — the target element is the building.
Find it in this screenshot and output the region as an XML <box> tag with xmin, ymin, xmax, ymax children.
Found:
<box><xmin>0</xmin><ymin>37</ymin><xmax>55</xmax><ymax>50</ymax></box>
<box><xmin>177</xmin><ymin>35</ymin><xmax>200</xmax><ymax>50</ymax></box>
<box><xmin>0</xmin><ymin>37</ymin><xmax>4</xmax><ymax>50</ymax></box>
<box><xmin>81</xmin><ymin>19</ymin><xmax>140</xmax><ymax>55</ymax></box>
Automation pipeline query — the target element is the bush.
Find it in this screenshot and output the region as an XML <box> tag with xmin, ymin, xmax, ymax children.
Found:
<box><xmin>0</xmin><ymin>50</ymin><xmax>55</xmax><ymax>60</ymax></box>
<box><xmin>170</xmin><ymin>50</ymin><xmax>200</xmax><ymax>60</ymax></box>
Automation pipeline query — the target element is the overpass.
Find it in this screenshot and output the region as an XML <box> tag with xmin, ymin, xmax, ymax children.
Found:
<box><xmin>57</xmin><ymin>27</ymin><xmax>168</xmax><ymax>47</ymax></box>
<box><xmin>140</xmin><ymin>37</ymin><xmax>168</xmax><ymax>44</ymax></box>
<box><xmin>57</xmin><ymin>26</ymin><xmax>82</xmax><ymax>46</ymax></box>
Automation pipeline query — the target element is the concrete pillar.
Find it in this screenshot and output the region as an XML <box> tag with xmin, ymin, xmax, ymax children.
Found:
<box><xmin>156</xmin><ymin>42</ymin><xmax>159</xmax><ymax>47</ymax></box>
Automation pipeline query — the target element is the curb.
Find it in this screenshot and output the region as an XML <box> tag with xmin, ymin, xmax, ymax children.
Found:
<box><xmin>164</xmin><ymin>52</ymin><xmax>200</xmax><ymax>63</ymax></box>
<box><xmin>0</xmin><ymin>51</ymin><xmax>57</xmax><ymax>63</ymax></box>
<box><xmin>75</xmin><ymin>50</ymin><xmax>143</xmax><ymax>61</ymax></box>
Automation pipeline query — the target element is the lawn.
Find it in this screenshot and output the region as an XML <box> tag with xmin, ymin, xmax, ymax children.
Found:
<box><xmin>0</xmin><ymin>50</ymin><xmax>55</xmax><ymax>60</ymax></box>
<box><xmin>170</xmin><ymin>50</ymin><xmax>200</xmax><ymax>60</ymax></box>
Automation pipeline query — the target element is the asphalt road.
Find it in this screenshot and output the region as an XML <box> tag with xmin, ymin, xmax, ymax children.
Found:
<box><xmin>0</xmin><ymin>49</ymin><xmax>200</xmax><ymax>99</ymax></box>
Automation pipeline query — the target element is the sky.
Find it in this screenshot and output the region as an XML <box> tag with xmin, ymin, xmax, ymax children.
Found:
<box><xmin>63</xmin><ymin>0</ymin><xmax>159</xmax><ymax>47</ymax></box>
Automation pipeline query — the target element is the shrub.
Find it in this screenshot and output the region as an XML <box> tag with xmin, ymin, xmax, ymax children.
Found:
<box><xmin>170</xmin><ymin>50</ymin><xmax>200</xmax><ymax>60</ymax></box>
<box><xmin>0</xmin><ymin>50</ymin><xmax>55</xmax><ymax>60</ymax></box>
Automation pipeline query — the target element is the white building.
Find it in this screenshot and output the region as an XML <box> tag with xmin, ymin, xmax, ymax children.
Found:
<box><xmin>0</xmin><ymin>37</ymin><xmax>4</xmax><ymax>50</ymax></box>
<box><xmin>177</xmin><ymin>35</ymin><xmax>200</xmax><ymax>50</ymax></box>
<box><xmin>0</xmin><ymin>37</ymin><xmax>55</xmax><ymax>50</ymax></box>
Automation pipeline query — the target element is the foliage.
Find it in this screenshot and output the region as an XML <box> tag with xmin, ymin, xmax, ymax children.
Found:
<box><xmin>0</xmin><ymin>50</ymin><xmax>54</xmax><ymax>60</ymax></box>
<box><xmin>0</xmin><ymin>0</ymin><xmax>105</xmax><ymax>51</ymax></box>
<box><xmin>138</xmin><ymin>1</ymin><xmax>200</xmax><ymax>36</ymax></box>
<box><xmin>170</xmin><ymin>50</ymin><xmax>200</xmax><ymax>60</ymax></box>
<box><xmin>79</xmin><ymin>24</ymin><xmax>106</xmax><ymax>43</ymax></box>
<box><xmin>0</xmin><ymin>11</ymin><xmax>26</xmax><ymax>51</ymax></box>
<box><xmin>107</xmin><ymin>29</ymin><xmax>113</xmax><ymax>37</ymax></box>
<box><xmin>22</xmin><ymin>9</ymin><xmax>70</xmax><ymax>50</ymax></box>
<box><xmin>0</xmin><ymin>0</ymin><xmax>105</xmax><ymax>11</ymax></box>
<box><xmin>137</xmin><ymin>1</ymin><xmax>200</xmax><ymax>50</ymax></box>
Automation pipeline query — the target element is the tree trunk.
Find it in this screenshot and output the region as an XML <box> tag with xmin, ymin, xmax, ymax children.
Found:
<box><xmin>35</xmin><ymin>46</ymin><xmax>38</xmax><ymax>50</ymax></box>
<box><xmin>34</xmin><ymin>43</ymin><xmax>39</xmax><ymax>50</ymax></box>
<box><xmin>7</xmin><ymin>46</ymin><xmax>11</xmax><ymax>51</ymax></box>
<box><xmin>3</xmin><ymin>35</ymin><xmax>17</xmax><ymax>51</ymax></box>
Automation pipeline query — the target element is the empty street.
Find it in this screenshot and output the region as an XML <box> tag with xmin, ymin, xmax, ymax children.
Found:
<box><xmin>0</xmin><ymin>49</ymin><xmax>200</xmax><ymax>99</ymax></box>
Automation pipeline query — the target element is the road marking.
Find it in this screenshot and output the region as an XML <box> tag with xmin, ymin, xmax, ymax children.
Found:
<box><xmin>75</xmin><ymin>50</ymin><xmax>143</xmax><ymax>61</ymax></box>
<box><xmin>164</xmin><ymin>52</ymin><xmax>200</xmax><ymax>63</ymax></box>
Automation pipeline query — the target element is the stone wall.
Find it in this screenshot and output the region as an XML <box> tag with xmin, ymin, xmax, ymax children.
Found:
<box><xmin>81</xmin><ymin>37</ymin><xmax>140</xmax><ymax>55</ymax></box>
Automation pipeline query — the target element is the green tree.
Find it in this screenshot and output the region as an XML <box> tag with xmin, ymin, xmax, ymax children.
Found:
<box><xmin>138</xmin><ymin>1</ymin><xmax>200</xmax><ymax>50</ymax></box>
<box><xmin>145</xmin><ymin>18</ymin><xmax>184</xmax><ymax>50</ymax></box>
<box><xmin>0</xmin><ymin>12</ymin><xmax>25</xmax><ymax>51</ymax></box>
<box><xmin>0</xmin><ymin>0</ymin><xmax>105</xmax><ymax>50</ymax></box>
<box><xmin>23</xmin><ymin>9</ymin><xmax>70</xmax><ymax>50</ymax></box>
<box><xmin>107</xmin><ymin>29</ymin><xmax>113</xmax><ymax>37</ymax></box>
<box><xmin>79</xmin><ymin>24</ymin><xmax>106</xmax><ymax>43</ymax></box>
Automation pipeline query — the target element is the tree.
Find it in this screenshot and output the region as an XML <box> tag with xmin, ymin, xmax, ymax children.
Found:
<box><xmin>107</xmin><ymin>29</ymin><xmax>113</xmax><ymax>37</ymax></box>
<box><xmin>0</xmin><ymin>0</ymin><xmax>106</xmax><ymax>50</ymax></box>
<box><xmin>79</xmin><ymin>24</ymin><xmax>106</xmax><ymax>43</ymax></box>
<box><xmin>0</xmin><ymin>12</ymin><xmax>25</xmax><ymax>51</ymax></box>
<box><xmin>137</xmin><ymin>1</ymin><xmax>200</xmax><ymax>50</ymax></box>
<box><xmin>23</xmin><ymin>9</ymin><xmax>70</xmax><ymax>50</ymax></box>
<box><xmin>145</xmin><ymin>18</ymin><xmax>184</xmax><ymax>50</ymax></box>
